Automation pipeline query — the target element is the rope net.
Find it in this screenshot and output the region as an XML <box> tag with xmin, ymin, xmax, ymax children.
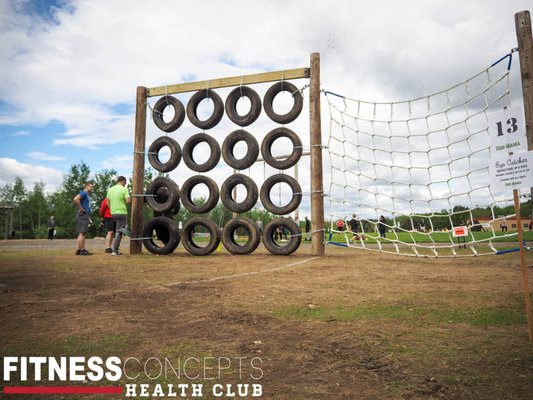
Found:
<box><xmin>324</xmin><ymin>54</ymin><xmax>520</xmax><ymax>257</ymax></box>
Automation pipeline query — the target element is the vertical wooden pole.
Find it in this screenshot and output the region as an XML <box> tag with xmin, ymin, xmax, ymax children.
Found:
<box><xmin>309</xmin><ymin>52</ymin><xmax>325</xmax><ymax>256</ymax></box>
<box><xmin>130</xmin><ymin>86</ymin><xmax>148</xmax><ymax>255</ymax></box>
<box><xmin>513</xmin><ymin>190</ymin><xmax>533</xmax><ymax>341</ymax></box>
<box><xmin>515</xmin><ymin>10</ymin><xmax>533</xmax><ymax>341</ymax></box>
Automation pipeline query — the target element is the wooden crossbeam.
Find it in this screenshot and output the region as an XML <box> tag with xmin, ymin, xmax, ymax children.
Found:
<box><xmin>147</xmin><ymin>67</ymin><xmax>309</xmax><ymax>97</ymax></box>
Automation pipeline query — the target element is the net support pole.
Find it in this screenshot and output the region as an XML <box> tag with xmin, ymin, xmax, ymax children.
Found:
<box><xmin>515</xmin><ymin>10</ymin><xmax>533</xmax><ymax>341</ymax></box>
<box><xmin>309</xmin><ymin>52</ymin><xmax>325</xmax><ymax>256</ymax></box>
<box><xmin>130</xmin><ymin>86</ymin><xmax>148</xmax><ymax>255</ymax></box>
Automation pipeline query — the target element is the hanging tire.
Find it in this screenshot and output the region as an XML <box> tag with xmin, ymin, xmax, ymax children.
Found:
<box><xmin>182</xmin><ymin>133</ymin><xmax>221</xmax><ymax>172</ymax></box>
<box><xmin>146</xmin><ymin>177</ymin><xmax>180</xmax><ymax>213</ymax></box>
<box><xmin>225</xmin><ymin>86</ymin><xmax>262</xmax><ymax>126</ymax></box>
<box><xmin>262</xmin><ymin>218</ymin><xmax>302</xmax><ymax>255</ymax></box>
<box><xmin>222</xmin><ymin>217</ymin><xmax>260</xmax><ymax>255</ymax></box>
<box><xmin>148</xmin><ymin>136</ymin><xmax>182</xmax><ymax>173</ymax></box>
<box><xmin>142</xmin><ymin>216</ymin><xmax>180</xmax><ymax>255</ymax></box>
<box><xmin>263</xmin><ymin>81</ymin><xmax>303</xmax><ymax>124</ymax></box>
<box><xmin>181</xmin><ymin>217</ymin><xmax>221</xmax><ymax>256</ymax></box>
<box><xmin>222</xmin><ymin>129</ymin><xmax>259</xmax><ymax>170</ymax></box>
<box><xmin>220</xmin><ymin>174</ymin><xmax>258</xmax><ymax>213</ymax></box>
<box><xmin>180</xmin><ymin>175</ymin><xmax>219</xmax><ymax>214</ymax></box>
<box><xmin>261</xmin><ymin>127</ymin><xmax>302</xmax><ymax>170</ymax></box>
<box><xmin>260</xmin><ymin>174</ymin><xmax>302</xmax><ymax>215</ymax></box>
<box><xmin>152</xmin><ymin>186</ymin><xmax>180</xmax><ymax>217</ymax></box>
<box><xmin>186</xmin><ymin>89</ymin><xmax>224</xmax><ymax>130</ymax></box>
<box><xmin>152</xmin><ymin>95</ymin><xmax>186</xmax><ymax>132</ymax></box>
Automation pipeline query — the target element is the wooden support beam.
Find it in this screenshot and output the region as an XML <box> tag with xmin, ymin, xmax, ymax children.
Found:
<box><xmin>130</xmin><ymin>86</ymin><xmax>148</xmax><ymax>255</ymax></box>
<box><xmin>147</xmin><ymin>68</ymin><xmax>309</xmax><ymax>97</ymax></box>
<box><xmin>309</xmin><ymin>52</ymin><xmax>325</xmax><ymax>256</ymax></box>
<box><xmin>514</xmin><ymin>10</ymin><xmax>533</xmax><ymax>341</ymax></box>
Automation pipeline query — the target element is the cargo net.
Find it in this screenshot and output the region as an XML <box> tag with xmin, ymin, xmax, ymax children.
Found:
<box><xmin>324</xmin><ymin>53</ymin><xmax>519</xmax><ymax>257</ymax></box>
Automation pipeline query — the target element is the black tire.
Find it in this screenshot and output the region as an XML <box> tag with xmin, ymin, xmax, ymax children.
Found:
<box><xmin>181</xmin><ymin>217</ymin><xmax>221</xmax><ymax>256</ymax></box>
<box><xmin>262</xmin><ymin>218</ymin><xmax>302</xmax><ymax>255</ymax></box>
<box><xmin>146</xmin><ymin>177</ymin><xmax>180</xmax><ymax>213</ymax></box>
<box><xmin>180</xmin><ymin>175</ymin><xmax>219</xmax><ymax>214</ymax></box>
<box><xmin>263</xmin><ymin>81</ymin><xmax>303</xmax><ymax>124</ymax></box>
<box><xmin>261</xmin><ymin>127</ymin><xmax>302</xmax><ymax>170</ymax></box>
<box><xmin>186</xmin><ymin>89</ymin><xmax>224</xmax><ymax>130</ymax></box>
<box><xmin>220</xmin><ymin>174</ymin><xmax>258</xmax><ymax>213</ymax></box>
<box><xmin>260</xmin><ymin>174</ymin><xmax>302</xmax><ymax>215</ymax></box>
<box><xmin>182</xmin><ymin>133</ymin><xmax>221</xmax><ymax>172</ymax></box>
<box><xmin>148</xmin><ymin>136</ymin><xmax>182</xmax><ymax>173</ymax></box>
<box><xmin>225</xmin><ymin>86</ymin><xmax>262</xmax><ymax>126</ymax></box>
<box><xmin>152</xmin><ymin>96</ymin><xmax>186</xmax><ymax>132</ymax></box>
<box><xmin>222</xmin><ymin>217</ymin><xmax>260</xmax><ymax>255</ymax></box>
<box><xmin>142</xmin><ymin>216</ymin><xmax>180</xmax><ymax>255</ymax></box>
<box><xmin>221</xmin><ymin>129</ymin><xmax>259</xmax><ymax>170</ymax></box>
<box><xmin>153</xmin><ymin>186</ymin><xmax>180</xmax><ymax>217</ymax></box>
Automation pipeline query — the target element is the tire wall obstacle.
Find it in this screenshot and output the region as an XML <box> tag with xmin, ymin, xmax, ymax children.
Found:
<box><xmin>130</xmin><ymin>53</ymin><xmax>325</xmax><ymax>256</ymax></box>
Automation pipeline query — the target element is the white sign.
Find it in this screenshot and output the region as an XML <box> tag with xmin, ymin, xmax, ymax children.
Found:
<box><xmin>452</xmin><ymin>226</ymin><xmax>468</xmax><ymax>237</ymax></box>
<box><xmin>488</xmin><ymin>105</ymin><xmax>527</xmax><ymax>156</ymax></box>
<box><xmin>489</xmin><ymin>150</ymin><xmax>533</xmax><ymax>193</ymax></box>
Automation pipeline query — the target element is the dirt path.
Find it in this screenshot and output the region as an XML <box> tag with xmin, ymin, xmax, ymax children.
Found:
<box><xmin>1</xmin><ymin>239</ymin><xmax>532</xmax><ymax>399</ymax></box>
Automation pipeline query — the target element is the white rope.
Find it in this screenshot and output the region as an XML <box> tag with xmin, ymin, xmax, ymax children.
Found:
<box><xmin>324</xmin><ymin>57</ymin><xmax>517</xmax><ymax>258</ymax></box>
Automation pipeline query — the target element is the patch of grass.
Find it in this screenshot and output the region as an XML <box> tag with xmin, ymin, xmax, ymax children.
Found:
<box><xmin>272</xmin><ymin>303</ymin><xmax>527</xmax><ymax>327</ymax></box>
<box><xmin>1</xmin><ymin>333</ymin><xmax>142</xmax><ymax>357</ymax></box>
<box><xmin>327</xmin><ymin>230</ymin><xmax>533</xmax><ymax>244</ymax></box>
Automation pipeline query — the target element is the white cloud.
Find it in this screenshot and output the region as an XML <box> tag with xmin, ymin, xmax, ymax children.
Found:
<box><xmin>101</xmin><ymin>154</ymin><xmax>133</xmax><ymax>172</ymax></box>
<box><xmin>27</xmin><ymin>151</ymin><xmax>65</xmax><ymax>161</ymax></box>
<box><xmin>0</xmin><ymin>157</ymin><xmax>64</xmax><ymax>190</ymax></box>
<box><xmin>2</xmin><ymin>0</ymin><xmax>528</xmax><ymax>131</ymax></box>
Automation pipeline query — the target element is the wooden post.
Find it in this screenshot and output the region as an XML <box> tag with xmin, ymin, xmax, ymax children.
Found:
<box><xmin>130</xmin><ymin>86</ymin><xmax>148</xmax><ymax>254</ymax></box>
<box><xmin>515</xmin><ymin>10</ymin><xmax>533</xmax><ymax>341</ymax></box>
<box><xmin>309</xmin><ymin>52</ymin><xmax>325</xmax><ymax>256</ymax></box>
<box><xmin>513</xmin><ymin>190</ymin><xmax>533</xmax><ymax>341</ymax></box>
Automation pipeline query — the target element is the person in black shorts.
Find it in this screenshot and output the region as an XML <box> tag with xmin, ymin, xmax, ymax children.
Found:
<box><xmin>73</xmin><ymin>181</ymin><xmax>94</xmax><ymax>255</ymax></box>
<box><xmin>100</xmin><ymin>197</ymin><xmax>116</xmax><ymax>254</ymax></box>
<box><xmin>348</xmin><ymin>214</ymin><xmax>363</xmax><ymax>242</ymax></box>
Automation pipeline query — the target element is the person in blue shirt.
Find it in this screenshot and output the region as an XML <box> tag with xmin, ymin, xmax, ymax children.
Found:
<box><xmin>73</xmin><ymin>181</ymin><xmax>95</xmax><ymax>255</ymax></box>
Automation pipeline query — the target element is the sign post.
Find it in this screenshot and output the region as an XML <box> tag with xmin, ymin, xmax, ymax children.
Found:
<box><xmin>507</xmin><ymin>10</ymin><xmax>533</xmax><ymax>341</ymax></box>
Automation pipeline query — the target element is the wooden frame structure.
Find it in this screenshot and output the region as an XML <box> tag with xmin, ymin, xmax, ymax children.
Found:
<box><xmin>514</xmin><ymin>10</ymin><xmax>533</xmax><ymax>341</ymax></box>
<box><xmin>130</xmin><ymin>53</ymin><xmax>325</xmax><ymax>256</ymax></box>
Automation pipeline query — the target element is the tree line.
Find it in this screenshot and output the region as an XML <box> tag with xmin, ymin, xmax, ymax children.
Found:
<box><xmin>0</xmin><ymin>161</ymin><xmax>278</xmax><ymax>239</ymax></box>
<box><xmin>1</xmin><ymin>161</ymin><xmax>530</xmax><ymax>239</ymax></box>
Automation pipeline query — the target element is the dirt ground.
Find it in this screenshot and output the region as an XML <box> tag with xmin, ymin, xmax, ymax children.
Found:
<box><xmin>1</xmin><ymin>238</ymin><xmax>532</xmax><ymax>399</ymax></box>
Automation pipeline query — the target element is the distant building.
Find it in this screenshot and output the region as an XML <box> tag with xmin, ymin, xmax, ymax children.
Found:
<box><xmin>477</xmin><ymin>217</ymin><xmax>531</xmax><ymax>232</ymax></box>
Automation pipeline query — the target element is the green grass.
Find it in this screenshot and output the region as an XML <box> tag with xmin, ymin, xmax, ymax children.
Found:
<box><xmin>1</xmin><ymin>334</ymin><xmax>142</xmax><ymax>357</ymax></box>
<box><xmin>327</xmin><ymin>230</ymin><xmax>533</xmax><ymax>244</ymax></box>
<box><xmin>272</xmin><ymin>303</ymin><xmax>528</xmax><ymax>327</ymax></box>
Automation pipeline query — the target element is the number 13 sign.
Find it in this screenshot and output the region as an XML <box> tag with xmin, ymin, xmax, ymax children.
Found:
<box><xmin>488</xmin><ymin>105</ymin><xmax>527</xmax><ymax>156</ymax></box>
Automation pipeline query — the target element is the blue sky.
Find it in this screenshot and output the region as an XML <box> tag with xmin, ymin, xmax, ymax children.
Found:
<box><xmin>0</xmin><ymin>0</ymin><xmax>531</xmax><ymax>211</ymax></box>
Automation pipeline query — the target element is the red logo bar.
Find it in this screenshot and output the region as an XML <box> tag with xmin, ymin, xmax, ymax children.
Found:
<box><xmin>4</xmin><ymin>386</ymin><xmax>123</xmax><ymax>394</ymax></box>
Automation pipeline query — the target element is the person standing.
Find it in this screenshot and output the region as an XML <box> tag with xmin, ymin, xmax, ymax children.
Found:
<box><xmin>107</xmin><ymin>176</ymin><xmax>131</xmax><ymax>256</ymax></box>
<box><xmin>73</xmin><ymin>182</ymin><xmax>95</xmax><ymax>255</ymax></box>
<box><xmin>47</xmin><ymin>215</ymin><xmax>55</xmax><ymax>240</ymax></box>
<box><xmin>100</xmin><ymin>198</ymin><xmax>115</xmax><ymax>254</ymax></box>
<box><xmin>348</xmin><ymin>214</ymin><xmax>361</xmax><ymax>242</ymax></box>
<box><xmin>500</xmin><ymin>219</ymin><xmax>508</xmax><ymax>232</ymax></box>
<box><xmin>304</xmin><ymin>216</ymin><xmax>311</xmax><ymax>241</ymax></box>
<box><xmin>378</xmin><ymin>215</ymin><xmax>387</xmax><ymax>238</ymax></box>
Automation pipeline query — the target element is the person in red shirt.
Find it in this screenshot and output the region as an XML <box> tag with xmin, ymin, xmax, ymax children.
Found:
<box><xmin>100</xmin><ymin>198</ymin><xmax>116</xmax><ymax>254</ymax></box>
